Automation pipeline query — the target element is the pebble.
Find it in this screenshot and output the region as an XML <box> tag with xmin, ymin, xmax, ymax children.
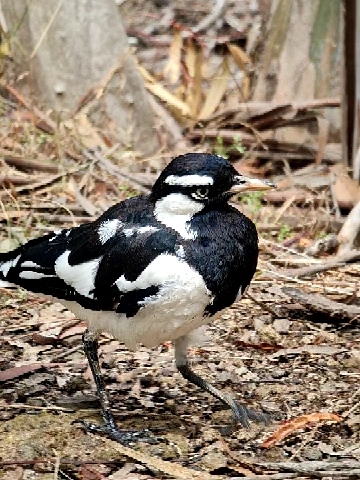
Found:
<box><xmin>303</xmin><ymin>447</ymin><xmax>323</xmax><ymax>460</ymax></box>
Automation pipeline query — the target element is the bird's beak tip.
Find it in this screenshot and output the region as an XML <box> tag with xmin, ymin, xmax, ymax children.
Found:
<box><xmin>231</xmin><ymin>176</ymin><xmax>277</xmax><ymax>193</ymax></box>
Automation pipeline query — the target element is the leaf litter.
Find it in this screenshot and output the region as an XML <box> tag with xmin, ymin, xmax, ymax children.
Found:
<box><xmin>0</xmin><ymin>1</ymin><xmax>360</xmax><ymax>478</ymax></box>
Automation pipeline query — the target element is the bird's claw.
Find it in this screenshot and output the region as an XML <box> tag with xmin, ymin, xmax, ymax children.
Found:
<box><xmin>220</xmin><ymin>399</ymin><xmax>271</xmax><ymax>435</ymax></box>
<box><xmin>73</xmin><ymin>419</ymin><xmax>159</xmax><ymax>445</ymax></box>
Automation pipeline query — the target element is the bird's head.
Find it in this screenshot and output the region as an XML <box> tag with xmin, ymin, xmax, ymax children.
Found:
<box><xmin>151</xmin><ymin>153</ymin><xmax>275</xmax><ymax>217</ymax></box>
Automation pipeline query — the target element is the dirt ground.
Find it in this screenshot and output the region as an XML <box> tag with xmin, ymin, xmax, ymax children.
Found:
<box><xmin>1</xmin><ymin>261</ymin><xmax>359</xmax><ymax>479</ymax></box>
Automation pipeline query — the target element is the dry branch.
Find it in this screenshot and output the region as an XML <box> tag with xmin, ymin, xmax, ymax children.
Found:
<box><xmin>188</xmin><ymin>129</ymin><xmax>342</xmax><ymax>163</ymax></box>
<box><xmin>1</xmin><ymin>151</ymin><xmax>59</xmax><ymax>173</ymax></box>
<box><xmin>282</xmin><ymin>250</ymin><xmax>360</xmax><ymax>278</ymax></box>
<box><xmin>204</xmin><ymin>98</ymin><xmax>340</xmax><ymax>123</ymax></box>
<box><xmin>280</xmin><ymin>287</ymin><xmax>360</xmax><ymax>324</ymax></box>
<box><xmin>83</xmin><ymin>149</ymin><xmax>151</xmax><ymax>194</ymax></box>
<box><xmin>253</xmin><ymin>460</ymin><xmax>360</xmax><ymax>474</ymax></box>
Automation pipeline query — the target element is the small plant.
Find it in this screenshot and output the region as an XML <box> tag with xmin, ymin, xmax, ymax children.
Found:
<box><xmin>277</xmin><ymin>224</ymin><xmax>292</xmax><ymax>242</ymax></box>
<box><xmin>242</xmin><ymin>191</ymin><xmax>264</xmax><ymax>216</ymax></box>
<box><xmin>315</xmin><ymin>230</ymin><xmax>327</xmax><ymax>240</ymax></box>
<box><xmin>119</xmin><ymin>184</ymin><xmax>137</xmax><ymax>197</ymax></box>
<box><xmin>214</xmin><ymin>135</ymin><xmax>246</xmax><ymax>159</ymax></box>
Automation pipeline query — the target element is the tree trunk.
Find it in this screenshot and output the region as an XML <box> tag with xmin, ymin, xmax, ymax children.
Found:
<box><xmin>251</xmin><ymin>0</ymin><xmax>342</xmax><ymax>148</ymax></box>
<box><xmin>1</xmin><ymin>0</ymin><xmax>160</xmax><ymax>161</ymax></box>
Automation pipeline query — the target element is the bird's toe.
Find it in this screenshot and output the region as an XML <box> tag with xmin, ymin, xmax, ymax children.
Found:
<box><xmin>74</xmin><ymin>419</ymin><xmax>159</xmax><ymax>445</ymax></box>
<box><xmin>220</xmin><ymin>402</ymin><xmax>271</xmax><ymax>435</ymax></box>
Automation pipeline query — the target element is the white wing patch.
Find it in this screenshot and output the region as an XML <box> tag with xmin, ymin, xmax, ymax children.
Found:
<box><xmin>19</xmin><ymin>271</ymin><xmax>55</xmax><ymax>280</ymax></box>
<box><xmin>154</xmin><ymin>193</ymin><xmax>202</xmax><ymax>240</ymax></box>
<box><xmin>49</xmin><ymin>230</ymin><xmax>63</xmax><ymax>242</ymax></box>
<box><xmin>98</xmin><ymin>219</ymin><xmax>122</xmax><ymax>245</ymax></box>
<box><xmin>0</xmin><ymin>255</ymin><xmax>21</xmax><ymax>277</ymax></box>
<box><xmin>21</xmin><ymin>260</ymin><xmax>42</xmax><ymax>268</ymax></box>
<box><xmin>55</xmin><ymin>250</ymin><xmax>102</xmax><ymax>298</ymax></box>
<box><xmin>164</xmin><ymin>174</ymin><xmax>214</xmax><ymax>187</ymax></box>
<box><xmin>123</xmin><ymin>226</ymin><xmax>158</xmax><ymax>237</ymax></box>
<box><xmin>0</xmin><ymin>280</ymin><xmax>15</xmax><ymax>288</ymax></box>
<box><xmin>235</xmin><ymin>285</ymin><xmax>242</xmax><ymax>301</ymax></box>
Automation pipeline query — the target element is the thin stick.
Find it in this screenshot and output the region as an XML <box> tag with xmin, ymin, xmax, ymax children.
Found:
<box><xmin>30</xmin><ymin>0</ymin><xmax>65</xmax><ymax>58</ymax></box>
<box><xmin>281</xmin><ymin>250</ymin><xmax>360</xmax><ymax>278</ymax></box>
<box><xmin>0</xmin><ymin>403</ymin><xmax>74</xmax><ymax>412</ymax></box>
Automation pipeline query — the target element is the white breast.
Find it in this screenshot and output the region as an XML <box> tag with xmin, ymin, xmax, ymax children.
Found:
<box><xmin>59</xmin><ymin>254</ymin><xmax>212</xmax><ymax>350</ymax></box>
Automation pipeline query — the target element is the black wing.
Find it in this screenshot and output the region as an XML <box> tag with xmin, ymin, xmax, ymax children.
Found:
<box><xmin>0</xmin><ymin>196</ymin><xmax>178</xmax><ymax>315</ymax></box>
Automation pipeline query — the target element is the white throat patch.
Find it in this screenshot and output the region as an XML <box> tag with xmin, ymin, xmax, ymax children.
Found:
<box><xmin>154</xmin><ymin>193</ymin><xmax>203</xmax><ymax>240</ymax></box>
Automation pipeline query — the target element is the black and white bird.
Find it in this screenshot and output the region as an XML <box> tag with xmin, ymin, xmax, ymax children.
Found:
<box><xmin>0</xmin><ymin>153</ymin><xmax>275</xmax><ymax>444</ymax></box>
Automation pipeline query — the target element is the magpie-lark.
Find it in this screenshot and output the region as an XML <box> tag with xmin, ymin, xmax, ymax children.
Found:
<box><xmin>0</xmin><ymin>153</ymin><xmax>275</xmax><ymax>444</ymax></box>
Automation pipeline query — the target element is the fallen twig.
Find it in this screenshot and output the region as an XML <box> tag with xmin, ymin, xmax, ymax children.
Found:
<box><xmin>0</xmin><ymin>166</ymin><xmax>87</xmax><ymax>197</ymax></box>
<box><xmin>1</xmin><ymin>151</ymin><xmax>59</xmax><ymax>173</ymax></box>
<box><xmin>0</xmin><ymin>402</ymin><xmax>74</xmax><ymax>413</ymax></box>
<box><xmin>188</xmin><ymin>129</ymin><xmax>342</xmax><ymax>163</ymax></box>
<box><xmin>280</xmin><ymin>287</ymin><xmax>360</xmax><ymax>324</ymax></box>
<box><xmin>281</xmin><ymin>250</ymin><xmax>360</xmax><ymax>278</ymax></box>
<box><xmin>83</xmin><ymin>149</ymin><xmax>151</xmax><ymax>194</ymax></box>
<box><xmin>98</xmin><ymin>436</ymin><xmax>222</xmax><ymax>480</ymax></box>
<box><xmin>204</xmin><ymin>98</ymin><xmax>340</xmax><ymax>123</ymax></box>
<box><xmin>5</xmin><ymin>85</ymin><xmax>56</xmax><ymax>134</ymax></box>
<box><xmin>192</xmin><ymin>0</ymin><xmax>227</xmax><ymax>33</ymax></box>
<box><xmin>252</xmin><ymin>460</ymin><xmax>360</xmax><ymax>474</ymax></box>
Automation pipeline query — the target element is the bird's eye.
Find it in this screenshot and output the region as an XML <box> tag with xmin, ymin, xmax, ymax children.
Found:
<box><xmin>191</xmin><ymin>187</ymin><xmax>209</xmax><ymax>200</ymax></box>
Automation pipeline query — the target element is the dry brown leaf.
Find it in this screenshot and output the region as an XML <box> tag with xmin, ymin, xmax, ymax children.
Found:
<box><xmin>145</xmin><ymin>82</ymin><xmax>191</xmax><ymax>117</ymax></box>
<box><xmin>233</xmin><ymin>340</ymin><xmax>283</xmax><ymax>351</ymax></box>
<box><xmin>185</xmin><ymin>40</ymin><xmax>203</xmax><ymax>119</ymax></box>
<box><xmin>137</xmin><ymin>62</ymin><xmax>155</xmax><ymax>83</ymax></box>
<box><xmin>32</xmin><ymin>327</ymin><xmax>62</xmax><ymax>345</ymax></box>
<box><xmin>261</xmin><ymin>412</ymin><xmax>342</xmax><ymax>448</ymax></box>
<box><xmin>331</xmin><ymin>163</ymin><xmax>360</xmax><ymax>209</ymax></box>
<box><xmin>242</xmin><ymin>74</ymin><xmax>250</xmax><ymax>101</ymax></box>
<box><xmin>139</xmin><ymin>61</ymin><xmax>192</xmax><ymax>118</ymax></box>
<box><xmin>198</xmin><ymin>56</ymin><xmax>230</xmax><ymax>120</ymax></box>
<box><xmin>0</xmin><ymin>364</ymin><xmax>42</xmax><ymax>382</ymax></box>
<box><xmin>185</xmin><ymin>38</ymin><xmax>197</xmax><ymax>78</ymax></box>
<box><xmin>59</xmin><ymin>323</ymin><xmax>87</xmax><ymax>339</ymax></box>
<box><xmin>227</xmin><ymin>43</ymin><xmax>251</xmax><ymax>70</ymax></box>
<box><xmin>163</xmin><ymin>29</ymin><xmax>183</xmax><ymax>84</ymax></box>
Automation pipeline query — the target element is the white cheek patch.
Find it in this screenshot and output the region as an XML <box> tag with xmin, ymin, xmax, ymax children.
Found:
<box><xmin>154</xmin><ymin>193</ymin><xmax>203</xmax><ymax>240</ymax></box>
<box><xmin>164</xmin><ymin>174</ymin><xmax>214</xmax><ymax>187</ymax></box>
<box><xmin>98</xmin><ymin>219</ymin><xmax>122</xmax><ymax>244</ymax></box>
<box><xmin>55</xmin><ymin>250</ymin><xmax>102</xmax><ymax>298</ymax></box>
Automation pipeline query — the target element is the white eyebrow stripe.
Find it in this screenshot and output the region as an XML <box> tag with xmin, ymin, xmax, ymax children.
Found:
<box><xmin>164</xmin><ymin>175</ymin><xmax>214</xmax><ymax>186</ymax></box>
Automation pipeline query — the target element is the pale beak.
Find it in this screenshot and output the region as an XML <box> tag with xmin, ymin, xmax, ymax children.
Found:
<box><xmin>230</xmin><ymin>175</ymin><xmax>276</xmax><ymax>193</ymax></box>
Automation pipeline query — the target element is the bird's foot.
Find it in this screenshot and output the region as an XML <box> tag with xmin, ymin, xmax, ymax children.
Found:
<box><xmin>74</xmin><ymin>419</ymin><xmax>159</xmax><ymax>445</ymax></box>
<box><xmin>221</xmin><ymin>399</ymin><xmax>271</xmax><ymax>435</ymax></box>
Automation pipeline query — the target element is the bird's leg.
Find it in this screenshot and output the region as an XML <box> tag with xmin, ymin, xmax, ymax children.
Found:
<box><xmin>174</xmin><ymin>334</ymin><xmax>270</xmax><ymax>433</ymax></box>
<box><xmin>79</xmin><ymin>328</ymin><xmax>157</xmax><ymax>444</ymax></box>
